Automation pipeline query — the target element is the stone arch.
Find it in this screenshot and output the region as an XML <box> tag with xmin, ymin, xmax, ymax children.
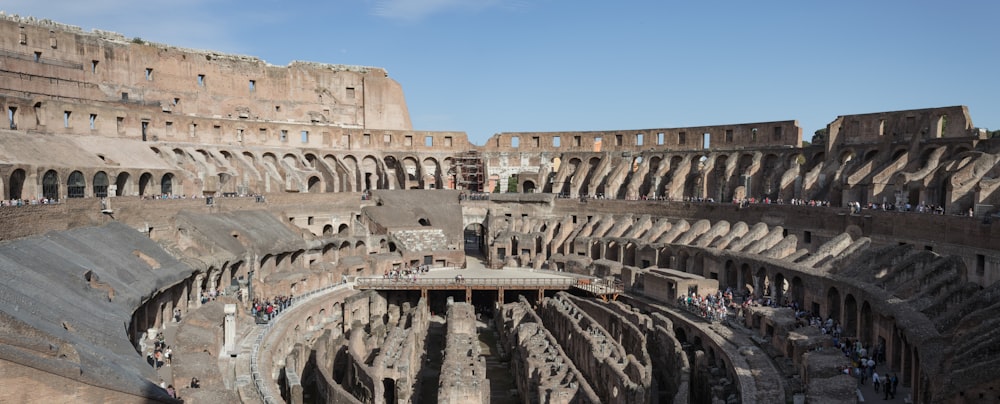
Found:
<box><xmin>401</xmin><ymin>156</ymin><xmax>419</xmax><ymax>188</ymax></box>
<box><xmin>115</xmin><ymin>172</ymin><xmax>131</xmax><ymax>197</ymax></box>
<box><xmin>93</xmin><ymin>171</ymin><xmax>110</xmax><ymax>198</ymax></box>
<box><xmin>740</xmin><ymin>263</ymin><xmax>753</xmax><ymax>296</ymax></box>
<box><xmin>8</xmin><ymin>168</ymin><xmax>26</xmax><ymax>200</ymax></box>
<box><xmin>161</xmin><ymin>173</ymin><xmax>174</xmax><ymax>195</ymax></box>
<box><xmin>826</xmin><ymin>287</ymin><xmax>841</xmax><ymax>323</ymax></box>
<box><xmin>791</xmin><ymin>276</ymin><xmax>804</xmax><ymax>308</ymax></box>
<box><xmin>844</xmin><ymin>294</ymin><xmax>858</xmax><ymax>338</ymax></box>
<box><xmin>360</xmin><ymin>155</ymin><xmax>380</xmax><ymax>191</ymax></box>
<box><xmin>773</xmin><ymin>272</ymin><xmax>787</xmax><ymax>303</ymax></box>
<box><xmin>304</xmin><ymin>153</ymin><xmax>318</xmax><ymax>169</ymax></box>
<box><xmin>707</xmin><ymin>154</ymin><xmax>729</xmax><ymax>201</ymax></box>
<box><xmin>283</xmin><ymin>153</ymin><xmax>301</xmax><ymax>169</ymax></box>
<box><xmin>67</xmin><ymin>170</ymin><xmax>85</xmax><ymax>198</ymax></box>
<box><xmin>307</xmin><ymin>175</ymin><xmax>322</xmax><ymax>193</ymax></box>
<box><xmin>754</xmin><ymin>267</ymin><xmax>769</xmax><ymax>298</ymax></box>
<box><xmin>323</xmin><ymin>224</ymin><xmax>333</xmax><ymax>235</ymax></box>
<box><xmin>839</xmin><ymin>149</ymin><xmax>856</xmax><ymax>164</ymax></box>
<box><xmin>322</xmin><ymin>243</ymin><xmax>336</xmax><ymax>261</ymax></box>
<box><xmin>862</xmin><ymin>148</ymin><xmax>879</xmax><ymax>163</ymax></box>
<box><xmin>522</xmin><ymin>180</ymin><xmax>536</xmax><ymax>193</ymax></box>
<box><xmin>422</xmin><ymin>157</ymin><xmax>441</xmax><ymax>189</ymax></box>
<box><xmin>138</xmin><ymin>172</ymin><xmax>153</xmax><ymax>196</ymax></box>
<box><xmin>354</xmin><ymin>240</ymin><xmax>367</xmax><ymax>255</ymax></box>
<box><xmin>42</xmin><ymin>169</ymin><xmax>59</xmax><ymax>200</ymax></box>
<box><xmin>338</xmin><ymin>223</ymin><xmax>349</xmax><ymax>235</ymax></box>
<box><xmin>860</xmin><ymin>300</ymin><xmax>874</xmax><ymax>345</ymax></box>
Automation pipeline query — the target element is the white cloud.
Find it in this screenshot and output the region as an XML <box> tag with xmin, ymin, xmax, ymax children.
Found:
<box><xmin>371</xmin><ymin>0</ymin><xmax>515</xmax><ymax>21</ymax></box>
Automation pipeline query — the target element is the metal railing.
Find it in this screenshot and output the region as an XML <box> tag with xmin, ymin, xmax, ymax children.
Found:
<box><xmin>355</xmin><ymin>276</ymin><xmax>578</xmax><ymax>289</ymax></box>
<box><xmin>249</xmin><ymin>282</ymin><xmax>351</xmax><ymax>403</ymax></box>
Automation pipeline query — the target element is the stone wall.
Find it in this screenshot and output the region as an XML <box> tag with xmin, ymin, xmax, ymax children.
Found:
<box><xmin>498</xmin><ymin>297</ymin><xmax>601</xmax><ymax>404</ymax></box>
<box><xmin>438</xmin><ymin>303</ymin><xmax>488</xmax><ymax>404</ymax></box>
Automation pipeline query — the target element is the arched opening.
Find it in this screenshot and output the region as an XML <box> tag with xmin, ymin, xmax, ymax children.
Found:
<box><xmin>322</xmin><ymin>224</ymin><xmax>333</xmax><ymax>235</ymax></box>
<box><xmin>338</xmin><ymin>223</ymin><xmax>349</xmax><ymax>235</ymax></box>
<box><xmin>307</xmin><ymin>176</ymin><xmax>321</xmax><ymax>193</ymax></box>
<box><xmin>93</xmin><ymin>171</ymin><xmax>109</xmax><ymax>198</ymax></box>
<box><xmin>160</xmin><ymin>173</ymin><xmax>174</xmax><ymax>195</ymax></box>
<box><xmin>464</xmin><ymin>223</ymin><xmax>485</xmax><ymax>255</ymax></box>
<box><xmin>8</xmin><ymin>168</ymin><xmax>25</xmax><ymax>200</ymax></box>
<box><xmin>844</xmin><ymin>294</ymin><xmax>858</xmax><ymax>338</ymax></box>
<box><xmin>42</xmin><ymin>170</ymin><xmax>59</xmax><ymax>200</ymax></box>
<box><xmin>67</xmin><ymin>170</ymin><xmax>85</xmax><ymax>198</ymax></box>
<box><xmin>754</xmin><ymin>267</ymin><xmax>769</xmax><ymax>298</ymax></box>
<box><xmin>791</xmin><ymin>276</ymin><xmax>804</xmax><ymax>308</ymax></box>
<box><xmin>522</xmin><ymin>180</ymin><xmax>536</xmax><ymax>193</ymax></box>
<box><xmin>115</xmin><ymin>172</ymin><xmax>131</xmax><ymax>196</ymax></box>
<box><xmin>138</xmin><ymin>173</ymin><xmax>153</xmax><ymax>196</ymax></box>
<box><xmin>860</xmin><ymin>300</ymin><xmax>873</xmax><ymax>345</ymax></box>
<box><xmin>827</xmin><ymin>287</ymin><xmax>841</xmax><ymax>324</ymax></box>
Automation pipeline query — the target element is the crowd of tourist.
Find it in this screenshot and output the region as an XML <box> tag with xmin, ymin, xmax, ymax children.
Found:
<box><xmin>251</xmin><ymin>295</ymin><xmax>294</xmax><ymax>322</ymax></box>
<box><xmin>0</xmin><ymin>198</ymin><xmax>60</xmax><ymax>207</ymax></box>
<box><xmin>677</xmin><ymin>287</ymin><xmax>735</xmax><ymax>323</ymax></box>
<box><xmin>382</xmin><ymin>265</ymin><xmax>431</xmax><ymax>282</ymax></box>
<box><xmin>459</xmin><ymin>192</ymin><xmax>490</xmax><ymax>201</ymax></box>
<box><xmin>145</xmin><ymin>333</ymin><xmax>172</xmax><ymax>371</ymax></box>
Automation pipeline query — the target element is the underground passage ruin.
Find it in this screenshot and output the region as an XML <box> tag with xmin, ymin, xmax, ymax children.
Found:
<box><xmin>1</xmin><ymin>14</ymin><xmax>1000</xmax><ymax>404</ymax></box>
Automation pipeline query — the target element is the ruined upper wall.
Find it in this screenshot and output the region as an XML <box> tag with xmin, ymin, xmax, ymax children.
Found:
<box><xmin>0</xmin><ymin>14</ymin><xmax>411</xmax><ymax>133</ymax></box>
<box><xmin>482</xmin><ymin>121</ymin><xmax>802</xmax><ymax>153</ymax></box>
<box><xmin>825</xmin><ymin>105</ymin><xmax>978</xmax><ymax>152</ymax></box>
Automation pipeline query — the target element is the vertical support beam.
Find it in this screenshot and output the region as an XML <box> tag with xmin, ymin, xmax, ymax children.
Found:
<box><xmin>421</xmin><ymin>288</ymin><xmax>428</xmax><ymax>301</ymax></box>
<box><xmin>465</xmin><ymin>287</ymin><xmax>472</xmax><ymax>302</ymax></box>
<box><xmin>538</xmin><ymin>288</ymin><xmax>544</xmax><ymax>302</ymax></box>
<box><xmin>498</xmin><ymin>287</ymin><xmax>505</xmax><ymax>305</ymax></box>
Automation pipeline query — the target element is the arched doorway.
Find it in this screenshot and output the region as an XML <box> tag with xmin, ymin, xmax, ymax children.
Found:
<box><xmin>67</xmin><ymin>171</ymin><xmax>85</xmax><ymax>198</ymax></box>
<box><xmin>93</xmin><ymin>171</ymin><xmax>109</xmax><ymax>198</ymax></box>
<box><xmin>42</xmin><ymin>170</ymin><xmax>59</xmax><ymax>200</ymax></box>
<box><xmin>115</xmin><ymin>172</ymin><xmax>131</xmax><ymax>196</ymax></box>
<box><xmin>844</xmin><ymin>294</ymin><xmax>858</xmax><ymax>338</ymax></box>
<box><xmin>860</xmin><ymin>301</ymin><xmax>873</xmax><ymax>345</ymax></box>
<box><xmin>522</xmin><ymin>180</ymin><xmax>536</xmax><ymax>193</ymax></box>
<box><xmin>827</xmin><ymin>287</ymin><xmax>841</xmax><ymax>324</ymax></box>
<box><xmin>8</xmin><ymin>168</ymin><xmax>25</xmax><ymax>200</ymax></box>
<box><xmin>160</xmin><ymin>173</ymin><xmax>173</xmax><ymax>195</ymax></box>
<box><xmin>138</xmin><ymin>173</ymin><xmax>153</xmax><ymax>196</ymax></box>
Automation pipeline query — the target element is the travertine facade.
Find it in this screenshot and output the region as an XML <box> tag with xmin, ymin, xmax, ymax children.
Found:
<box><xmin>1</xmin><ymin>13</ymin><xmax>999</xmax><ymax>404</ymax></box>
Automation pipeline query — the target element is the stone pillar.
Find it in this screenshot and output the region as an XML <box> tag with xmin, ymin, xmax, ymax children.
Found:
<box><xmin>193</xmin><ymin>273</ymin><xmax>205</xmax><ymax>307</ymax></box>
<box><xmin>224</xmin><ymin>304</ymin><xmax>236</xmax><ymax>356</ymax></box>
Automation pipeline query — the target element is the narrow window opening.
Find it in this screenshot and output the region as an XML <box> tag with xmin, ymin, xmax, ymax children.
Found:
<box><xmin>302</xmin><ymin>130</ymin><xmax>310</xmax><ymax>143</ymax></box>
<box><xmin>190</xmin><ymin>123</ymin><xmax>197</xmax><ymax>137</ymax></box>
<box><xmin>91</xmin><ymin>60</ymin><xmax>98</xmax><ymax>73</ymax></box>
<box><xmin>141</xmin><ymin>121</ymin><xmax>149</xmax><ymax>141</ymax></box>
<box><xmin>773</xmin><ymin>126</ymin><xmax>782</xmax><ymax>140</ymax></box>
<box><xmin>615</xmin><ymin>134</ymin><xmax>622</xmax><ymax>146</ymax></box>
<box><xmin>425</xmin><ymin>136</ymin><xmax>433</xmax><ymax>147</ymax></box>
<box><xmin>678</xmin><ymin>132</ymin><xmax>687</xmax><ymax>145</ymax></box>
<box><xmin>7</xmin><ymin>107</ymin><xmax>16</xmax><ymax>130</ymax></box>
<box><xmin>725</xmin><ymin>129</ymin><xmax>734</xmax><ymax>143</ymax></box>
<box><xmin>363</xmin><ymin>133</ymin><xmax>371</xmax><ymax>145</ymax></box>
<box><xmin>173</xmin><ymin>98</ymin><xmax>180</xmax><ymax>105</ymax></box>
<box><xmin>249</xmin><ymin>80</ymin><xmax>256</xmax><ymax>92</ymax></box>
<box><xmin>405</xmin><ymin>135</ymin><xmax>413</xmax><ymax>146</ymax></box>
<box><xmin>145</xmin><ymin>68</ymin><xmax>153</xmax><ymax>81</ymax></box>
<box><xmin>553</xmin><ymin>136</ymin><xmax>561</xmax><ymax>147</ymax></box>
<box><xmin>511</xmin><ymin>136</ymin><xmax>519</xmax><ymax>148</ymax></box>
<box><xmin>121</xmin><ymin>92</ymin><xmax>129</xmax><ymax>101</ymax></box>
<box><xmin>116</xmin><ymin>117</ymin><xmax>124</xmax><ymax>134</ymax></box>
<box><xmin>751</xmin><ymin>128</ymin><xmax>758</xmax><ymax>142</ymax></box>
<box><xmin>804</xmin><ymin>231</ymin><xmax>812</xmax><ymax>243</ymax></box>
<box><xmin>532</xmin><ymin>136</ymin><xmax>540</xmax><ymax>147</ymax></box>
<box><xmin>197</xmin><ymin>74</ymin><xmax>205</xmax><ymax>86</ymax></box>
<box><xmin>703</xmin><ymin>133</ymin><xmax>710</xmax><ymax>149</ymax></box>
<box><xmin>89</xmin><ymin>114</ymin><xmax>97</xmax><ymax>130</ymax></box>
<box><xmin>34</xmin><ymin>51</ymin><xmax>41</xmax><ymax>62</ymax></box>
<box><xmin>976</xmin><ymin>254</ymin><xmax>985</xmax><ymax>277</ymax></box>
<box><xmin>63</xmin><ymin>111</ymin><xmax>71</xmax><ymax>128</ymax></box>
<box><xmin>346</xmin><ymin>87</ymin><xmax>355</xmax><ymax>99</ymax></box>
<box><xmin>280</xmin><ymin>130</ymin><xmax>288</xmax><ymax>142</ymax></box>
<box><xmin>384</xmin><ymin>134</ymin><xmax>392</xmax><ymax>143</ymax></box>
<box><xmin>445</xmin><ymin>136</ymin><xmax>453</xmax><ymax>147</ymax></box>
<box><xmin>657</xmin><ymin>132</ymin><xmax>664</xmax><ymax>145</ymax></box>
<box><xmin>636</xmin><ymin>133</ymin><xmax>644</xmax><ymax>145</ymax></box>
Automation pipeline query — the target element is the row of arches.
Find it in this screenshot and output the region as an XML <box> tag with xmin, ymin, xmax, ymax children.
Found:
<box><xmin>4</xmin><ymin>168</ymin><xmax>176</xmax><ymax>200</ymax></box>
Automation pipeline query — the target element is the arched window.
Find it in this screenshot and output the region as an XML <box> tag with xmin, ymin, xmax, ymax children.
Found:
<box><xmin>93</xmin><ymin>171</ymin><xmax>109</xmax><ymax>198</ymax></box>
<box><xmin>138</xmin><ymin>173</ymin><xmax>152</xmax><ymax>196</ymax></box>
<box><xmin>42</xmin><ymin>170</ymin><xmax>59</xmax><ymax>200</ymax></box>
<box><xmin>67</xmin><ymin>171</ymin><xmax>86</xmax><ymax>198</ymax></box>
<box><xmin>161</xmin><ymin>173</ymin><xmax>173</xmax><ymax>195</ymax></box>
<box><xmin>8</xmin><ymin>169</ymin><xmax>25</xmax><ymax>200</ymax></box>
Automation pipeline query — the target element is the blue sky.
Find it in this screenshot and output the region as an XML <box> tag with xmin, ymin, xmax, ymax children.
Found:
<box><xmin>4</xmin><ymin>0</ymin><xmax>998</xmax><ymax>145</ymax></box>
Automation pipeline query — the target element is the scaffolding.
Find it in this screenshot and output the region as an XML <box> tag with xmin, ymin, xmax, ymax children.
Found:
<box><xmin>453</xmin><ymin>150</ymin><xmax>484</xmax><ymax>192</ymax></box>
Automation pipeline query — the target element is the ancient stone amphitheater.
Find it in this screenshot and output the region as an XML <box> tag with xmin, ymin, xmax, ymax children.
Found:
<box><xmin>1</xmin><ymin>14</ymin><xmax>998</xmax><ymax>404</ymax></box>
